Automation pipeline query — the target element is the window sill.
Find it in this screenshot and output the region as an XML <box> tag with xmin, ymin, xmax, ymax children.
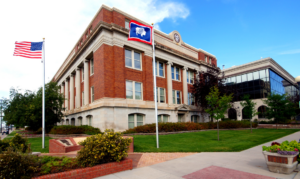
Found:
<box><xmin>125</xmin><ymin>66</ymin><xmax>142</xmax><ymax>71</ymax></box>
<box><xmin>172</xmin><ymin>79</ymin><xmax>181</xmax><ymax>82</ymax></box>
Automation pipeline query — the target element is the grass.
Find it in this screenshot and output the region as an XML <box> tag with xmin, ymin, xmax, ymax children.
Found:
<box><xmin>133</xmin><ymin>129</ymin><xmax>300</xmax><ymax>152</ymax></box>
<box><xmin>27</xmin><ymin>137</ymin><xmax>52</xmax><ymax>153</ymax></box>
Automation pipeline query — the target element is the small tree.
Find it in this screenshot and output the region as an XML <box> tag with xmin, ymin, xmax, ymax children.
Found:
<box><xmin>205</xmin><ymin>86</ymin><xmax>233</xmax><ymax>141</ymax></box>
<box><xmin>263</xmin><ymin>93</ymin><xmax>296</xmax><ymax>129</ymax></box>
<box><xmin>240</xmin><ymin>94</ymin><xmax>259</xmax><ymax>133</ymax></box>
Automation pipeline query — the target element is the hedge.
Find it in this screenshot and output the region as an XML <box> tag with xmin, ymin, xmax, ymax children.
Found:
<box><xmin>123</xmin><ymin>121</ymin><xmax>257</xmax><ymax>134</ymax></box>
<box><xmin>49</xmin><ymin>125</ymin><xmax>101</xmax><ymax>135</ymax></box>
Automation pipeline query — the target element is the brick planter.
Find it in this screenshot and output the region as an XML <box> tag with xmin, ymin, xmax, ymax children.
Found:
<box><xmin>262</xmin><ymin>151</ymin><xmax>298</xmax><ymax>174</ymax></box>
<box><xmin>33</xmin><ymin>158</ymin><xmax>132</xmax><ymax>179</ymax></box>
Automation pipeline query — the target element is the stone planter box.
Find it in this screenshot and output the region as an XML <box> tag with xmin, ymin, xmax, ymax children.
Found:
<box><xmin>262</xmin><ymin>151</ymin><xmax>299</xmax><ymax>174</ymax></box>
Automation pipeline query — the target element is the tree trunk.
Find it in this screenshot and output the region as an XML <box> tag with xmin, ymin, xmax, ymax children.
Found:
<box><xmin>211</xmin><ymin>115</ymin><xmax>214</xmax><ymax>123</ymax></box>
<box><xmin>250</xmin><ymin>119</ymin><xmax>252</xmax><ymax>133</ymax></box>
<box><xmin>217</xmin><ymin>120</ymin><xmax>219</xmax><ymax>141</ymax></box>
<box><xmin>276</xmin><ymin>119</ymin><xmax>278</xmax><ymax>130</ymax></box>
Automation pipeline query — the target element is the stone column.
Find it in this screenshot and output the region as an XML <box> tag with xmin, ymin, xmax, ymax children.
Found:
<box><xmin>75</xmin><ymin>68</ymin><xmax>81</xmax><ymax>108</ymax></box>
<box><xmin>167</xmin><ymin>62</ymin><xmax>173</xmax><ymax>105</ymax></box>
<box><xmin>84</xmin><ymin>60</ymin><xmax>89</xmax><ymax>105</ymax></box>
<box><xmin>182</xmin><ymin>67</ymin><xmax>188</xmax><ymax>104</ymax></box>
<box><xmin>65</xmin><ymin>79</ymin><xmax>69</xmax><ymax>110</ymax></box>
<box><xmin>70</xmin><ymin>74</ymin><xmax>74</xmax><ymax>110</ymax></box>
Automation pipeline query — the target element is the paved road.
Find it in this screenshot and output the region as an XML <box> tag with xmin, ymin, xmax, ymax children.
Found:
<box><xmin>95</xmin><ymin>131</ymin><xmax>300</xmax><ymax>179</ymax></box>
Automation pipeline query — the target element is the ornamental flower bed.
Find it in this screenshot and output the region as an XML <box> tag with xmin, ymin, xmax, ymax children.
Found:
<box><xmin>262</xmin><ymin>140</ymin><xmax>300</xmax><ymax>174</ymax></box>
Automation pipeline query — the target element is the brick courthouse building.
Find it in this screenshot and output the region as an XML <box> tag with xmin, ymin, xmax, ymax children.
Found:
<box><xmin>53</xmin><ymin>5</ymin><xmax>218</xmax><ymax>131</ymax></box>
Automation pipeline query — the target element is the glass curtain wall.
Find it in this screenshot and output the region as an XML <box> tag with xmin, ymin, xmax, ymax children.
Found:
<box><xmin>269</xmin><ymin>69</ymin><xmax>298</xmax><ymax>96</ymax></box>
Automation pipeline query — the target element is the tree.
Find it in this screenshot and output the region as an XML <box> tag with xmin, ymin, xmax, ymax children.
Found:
<box><xmin>205</xmin><ymin>86</ymin><xmax>233</xmax><ymax>141</ymax></box>
<box><xmin>3</xmin><ymin>82</ymin><xmax>65</xmax><ymax>131</ymax></box>
<box><xmin>263</xmin><ymin>93</ymin><xmax>296</xmax><ymax>129</ymax></box>
<box><xmin>193</xmin><ymin>68</ymin><xmax>240</xmax><ymax>122</ymax></box>
<box><xmin>240</xmin><ymin>94</ymin><xmax>259</xmax><ymax>133</ymax></box>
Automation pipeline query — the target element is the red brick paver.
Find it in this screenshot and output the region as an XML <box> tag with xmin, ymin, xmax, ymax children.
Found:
<box><xmin>183</xmin><ymin>165</ymin><xmax>275</xmax><ymax>179</ymax></box>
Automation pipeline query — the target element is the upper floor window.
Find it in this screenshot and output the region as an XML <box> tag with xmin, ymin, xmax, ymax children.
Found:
<box><xmin>155</xmin><ymin>61</ymin><xmax>164</xmax><ymax>77</ymax></box>
<box><xmin>86</xmin><ymin>32</ymin><xmax>88</xmax><ymax>38</ymax></box>
<box><xmin>171</xmin><ymin>66</ymin><xmax>181</xmax><ymax>81</ymax></box>
<box><xmin>155</xmin><ymin>87</ymin><xmax>165</xmax><ymax>103</ymax></box>
<box><xmin>187</xmin><ymin>71</ymin><xmax>194</xmax><ymax>84</ymax></box>
<box><xmin>128</xmin><ymin>114</ymin><xmax>144</xmax><ymax>129</ymax></box>
<box><xmin>209</xmin><ymin>57</ymin><xmax>212</xmax><ymax>64</ymax></box>
<box><xmin>205</xmin><ymin>56</ymin><xmax>207</xmax><ymax>63</ymax></box>
<box><xmin>126</xmin><ymin>81</ymin><xmax>142</xmax><ymax>100</ymax></box>
<box><xmin>188</xmin><ymin>93</ymin><xmax>195</xmax><ymax>105</ymax></box>
<box><xmin>125</xmin><ymin>49</ymin><xmax>141</xmax><ymax>70</ymax></box>
<box><xmin>82</xmin><ymin>68</ymin><xmax>84</xmax><ymax>82</ymax></box>
<box><xmin>125</xmin><ymin>19</ymin><xmax>130</xmax><ymax>30</ymax></box>
<box><xmin>173</xmin><ymin>90</ymin><xmax>181</xmax><ymax>104</ymax></box>
<box><xmin>158</xmin><ymin>114</ymin><xmax>169</xmax><ymax>122</ymax></box>
<box><xmin>91</xmin><ymin>86</ymin><xmax>94</xmax><ymax>102</ymax></box>
<box><xmin>90</xmin><ymin>58</ymin><xmax>94</xmax><ymax>75</ymax></box>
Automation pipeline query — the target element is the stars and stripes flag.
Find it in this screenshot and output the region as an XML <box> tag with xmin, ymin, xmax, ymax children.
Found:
<box><xmin>13</xmin><ymin>41</ymin><xmax>43</xmax><ymax>59</ymax></box>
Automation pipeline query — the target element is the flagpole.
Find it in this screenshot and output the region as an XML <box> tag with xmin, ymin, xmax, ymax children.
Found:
<box><xmin>42</xmin><ymin>38</ymin><xmax>45</xmax><ymax>149</ymax></box>
<box><xmin>151</xmin><ymin>23</ymin><xmax>159</xmax><ymax>148</ymax></box>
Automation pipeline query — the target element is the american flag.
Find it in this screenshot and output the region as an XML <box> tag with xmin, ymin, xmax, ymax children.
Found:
<box><xmin>13</xmin><ymin>41</ymin><xmax>43</xmax><ymax>59</ymax></box>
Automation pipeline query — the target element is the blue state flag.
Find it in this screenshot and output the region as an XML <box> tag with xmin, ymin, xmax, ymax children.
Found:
<box><xmin>128</xmin><ymin>20</ymin><xmax>153</xmax><ymax>45</ymax></box>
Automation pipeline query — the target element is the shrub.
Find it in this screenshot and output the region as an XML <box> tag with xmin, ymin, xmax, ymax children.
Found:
<box><xmin>9</xmin><ymin>133</ymin><xmax>29</xmax><ymax>153</ymax></box>
<box><xmin>0</xmin><ymin>138</ymin><xmax>9</xmax><ymax>153</ymax></box>
<box><xmin>0</xmin><ymin>150</ymin><xmax>40</xmax><ymax>179</ymax></box>
<box><xmin>34</xmin><ymin>127</ymin><xmax>43</xmax><ymax>134</ymax></box>
<box><xmin>49</xmin><ymin>125</ymin><xmax>101</xmax><ymax>135</ymax></box>
<box><xmin>39</xmin><ymin>156</ymin><xmax>78</xmax><ymax>174</ymax></box>
<box><xmin>77</xmin><ymin>129</ymin><xmax>131</xmax><ymax>167</ymax></box>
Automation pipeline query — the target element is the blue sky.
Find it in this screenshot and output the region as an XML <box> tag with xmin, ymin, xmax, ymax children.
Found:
<box><xmin>0</xmin><ymin>0</ymin><xmax>299</xmax><ymax>99</ymax></box>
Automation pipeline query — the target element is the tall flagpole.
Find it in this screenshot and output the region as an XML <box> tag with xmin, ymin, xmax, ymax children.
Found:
<box><xmin>152</xmin><ymin>23</ymin><xmax>159</xmax><ymax>148</ymax></box>
<box><xmin>42</xmin><ymin>38</ymin><xmax>45</xmax><ymax>148</ymax></box>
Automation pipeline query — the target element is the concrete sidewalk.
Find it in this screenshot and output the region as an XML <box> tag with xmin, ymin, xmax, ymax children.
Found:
<box><xmin>95</xmin><ymin>131</ymin><xmax>300</xmax><ymax>179</ymax></box>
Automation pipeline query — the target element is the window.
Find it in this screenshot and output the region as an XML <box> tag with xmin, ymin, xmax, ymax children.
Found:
<box><xmin>125</xmin><ymin>19</ymin><xmax>130</xmax><ymax>30</ymax></box>
<box><xmin>87</xmin><ymin>116</ymin><xmax>92</xmax><ymax>126</ymax></box>
<box><xmin>89</xmin><ymin>27</ymin><xmax>92</xmax><ymax>33</ymax></box>
<box><xmin>158</xmin><ymin>114</ymin><xmax>169</xmax><ymax>122</ymax></box>
<box><xmin>191</xmin><ymin>115</ymin><xmax>198</xmax><ymax>123</ymax></box>
<box><xmin>128</xmin><ymin>114</ymin><xmax>144</xmax><ymax>129</ymax></box>
<box><xmin>178</xmin><ymin>114</ymin><xmax>184</xmax><ymax>122</ymax></box>
<box><xmin>187</xmin><ymin>71</ymin><xmax>194</xmax><ymax>84</ymax></box>
<box><xmin>82</xmin><ymin>68</ymin><xmax>84</xmax><ymax>82</ymax></box>
<box><xmin>82</xmin><ymin>92</ymin><xmax>84</xmax><ymax>106</ymax></box>
<box><xmin>90</xmin><ymin>58</ymin><xmax>94</xmax><ymax>75</ymax></box>
<box><xmin>61</xmin><ymin>119</ymin><xmax>64</xmax><ymax>125</ymax></box>
<box><xmin>91</xmin><ymin>86</ymin><xmax>94</xmax><ymax>102</ymax></box>
<box><xmin>126</xmin><ymin>81</ymin><xmax>142</xmax><ymax>100</ymax></box>
<box><xmin>71</xmin><ymin>118</ymin><xmax>75</xmax><ymax>126</ymax></box>
<box><xmin>86</xmin><ymin>33</ymin><xmax>88</xmax><ymax>38</ymax></box>
<box><xmin>125</xmin><ymin>49</ymin><xmax>141</xmax><ymax>70</ymax></box>
<box><xmin>78</xmin><ymin>117</ymin><xmax>82</xmax><ymax>126</ymax></box>
<box><xmin>155</xmin><ymin>87</ymin><xmax>165</xmax><ymax>103</ymax></box>
<box><xmin>188</xmin><ymin>93</ymin><xmax>194</xmax><ymax>105</ymax></box>
<box><xmin>172</xmin><ymin>90</ymin><xmax>181</xmax><ymax>104</ymax></box>
<box><xmin>171</xmin><ymin>66</ymin><xmax>181</xmax><ymax>81</ymax></box>
<box><xmin>205</xmin><ymin>56</ymin><xmax>207</xmax><ymax>63</ymax></box>
<box><xmin>155</xmin><ymin>61</ymin><xmax>164</xmax><ymax>77</ymax></box>
<box><xmin>66</xmin><ymin>119</ymin><xmax>69</xmax><ymax>125</ymax></box>
<box><xmin>209</xmin><ymin>57</ymin><xmax>212</xmax><ymax>64</ymax></box>
<box><xmin>258</xmin><ymin>106</ymin><xmax>267</xmax><ymax>119</ymax></box>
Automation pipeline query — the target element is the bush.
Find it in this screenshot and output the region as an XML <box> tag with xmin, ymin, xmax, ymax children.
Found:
<box><xmin>0</xmin><ymin>150</ymin><xmax>40</xmax><ymax>179</ymax></box>
<box><xmin>34</xmin><ymin>127</ymin><xmax>43</xmax><ymax>134</ymax></box>
<box><xmin>9</xmin><ymin>133</ymin><xmax>29</xmax><ymax>153</ymax></box>
<box><xmin>77</xmin><ymin>129</ymin><xmax>131</xmax><ymax>167</ymax></box>
<box><xmin>123</xmin><ymin>121</ymin><xmax>258</xmax><ymax>134</ymax></box>
<box><xmin>39</xmin><ymin>156</ymin><xmax>78</xmax><ymax>174</ymax></box>
<box><xmin>49</xmin><ymin>125</ymin><xmax>101</xmax><ymax>135</ymax></box>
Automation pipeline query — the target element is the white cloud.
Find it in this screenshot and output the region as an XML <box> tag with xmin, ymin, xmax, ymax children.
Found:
<box><xmin>279</xmin><ymin>49</ymin><xmax>300</xmax><ymax>55</ymax></box>
<box><xmin>0</xmin><ymin>0</ymin><xmax>189</xmax><ymax>99</ymax></box>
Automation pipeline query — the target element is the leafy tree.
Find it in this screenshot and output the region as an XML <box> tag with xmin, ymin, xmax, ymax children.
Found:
<box><xmin>263</xmin><ymin>93</ymin><xmax>296</xmax><ymax>129</ymax></box>
<box><xmin>3</xmin><ymin>82</ymin><xmax>65</xmax><ymax>131</ymax></box>
<box><xmin>240</xmin><ymin>94</ymin><xmax>259</xmax><ymax>133</ymax></box>
<box><xmin>193</xmin><ymin>68</ymin><xmax>240</xmax><ymax>122</ymax></box>
<box><xmin>205</xmin><ymin>86</ymin><xmax>233</xmax><ymax>141</ymax></box>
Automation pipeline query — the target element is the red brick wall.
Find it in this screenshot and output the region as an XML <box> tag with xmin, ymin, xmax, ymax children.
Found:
<box><xmin>143</xmin><ymin>55</ymin><xmax>154</xmax><ymax>101</ymax></box>
<box><xmin>68</xmin><ymin>79</ymin><xmax>70</xmax><ymax>110</ymax></box>
<box><xmin>198</xmin><ymin>51</ymin><xmax>206</xmax><ymax>62</ymax></box>
<box><xmin>33</xmin><ymin>158</ymin><xmax>133</xmax><ymax>179</ymax></box>
<box><xmin>114</xmin><ymin>46</ymin><xmax>126</xmax><ymax>98</ymax></box>
<box><xmin>113</xmin><ymin>11</ymin><xmax>125</xmax><ymax>27</ymax></box>
<box><xmin>73</xmin><ymin>75</ymin><xmax>76</xmax><ymax>109</ymax></box>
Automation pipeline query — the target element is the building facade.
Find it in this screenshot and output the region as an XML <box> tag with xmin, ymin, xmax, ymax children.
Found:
<box><xmin>223</xmin><ymin>58</ymin><xmax>299</xmax><ymax>121</ymax></box>
<box><xmin>53</xmin><ymin>5</ymin><xmax>218</xmax><ymax>131</ymax></box>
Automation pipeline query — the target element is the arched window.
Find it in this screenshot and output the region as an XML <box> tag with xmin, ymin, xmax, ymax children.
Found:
<box><xmin>191</xmin><ymin>115</ymin><xmax>199</xmax><ymax>123</ymax></box>
<box><xmin>78</xmin><ymin>117</ymin><xmax>82</xmax><ymax>126</ymax></box>
<box><xmin>228</xmin><ymin>108</ymin><xmax>237</xmax><ymax>120</ymax></box>
<box><xmin>242</xmin><ymin>107</ymin><xmax>251</xmax><ymax>119</ymax></box>
<box><xmin>71</xmin><ymin>118</ymin><xmax>75</xmax><ymax>126</ymax></box>
<box><xmin>158</xmin><ymin>114</ymin><xmax>169</xmax><ymax>122</ymax></box>
<box><xmin>66</xmin><ymin>119</ymin><xmax>69</xmax><ymax>125</ymax></box>
<box><xmin>61</xmin><ymin>119</ymin><xmax>65</xmax><ymax>125</ymax></box>
<box><xmin>128</xmin><ymin>113</ymin><xmax>144</xmax><ymax>129</ymax></box>
<box><xmin>258</xmin><ymin>106</ymin><xmax>267</xmax><ymax>119</ymax></box>
<box><xmin>86</xmin><ymin>115</ymin><xmax>93</xmax><ymax>126</ymax></box>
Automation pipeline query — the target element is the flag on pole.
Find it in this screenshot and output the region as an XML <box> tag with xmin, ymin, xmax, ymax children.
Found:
<box><xmin>13</xmin><ymin>41</ymin><xmax>43</xmax><ymax>59</ymax></box>
<box><xmin>128</xmin><ymin>20</ymin><xmax>153</xmax><ymax>45</ymax></box>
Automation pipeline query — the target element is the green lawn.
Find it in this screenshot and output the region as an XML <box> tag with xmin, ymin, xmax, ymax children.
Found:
<box><xmin>27</xmin><ymin>137</ymin><xmax>52</xmax><ymax>153</ymax></box>
<box><xmin>133</xmin><ymin>129</ymin><xmax>300</xmax><ymax>152</ymax></box>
